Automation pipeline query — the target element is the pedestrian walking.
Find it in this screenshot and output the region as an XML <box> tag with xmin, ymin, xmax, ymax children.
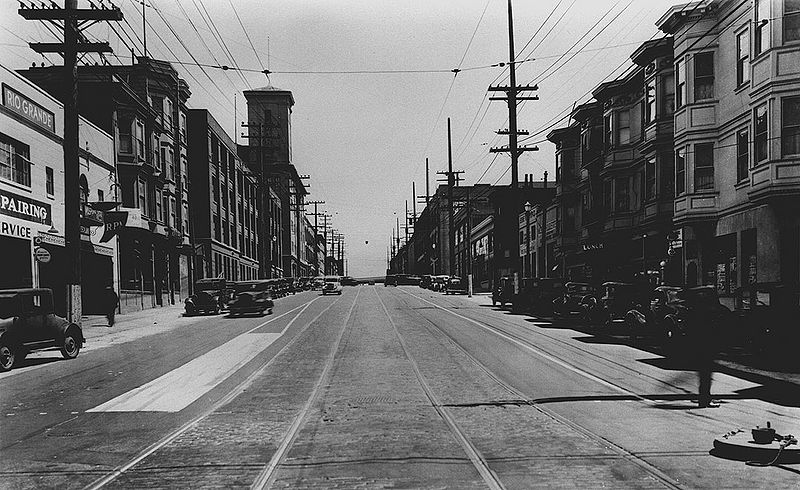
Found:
<box><xmin>104</xmin><ymin>286</ymin><xmax>119</xmax><ymax>327</ymax></box>
<box><xmin>688</xmin><ymin>293</ymin><xmax>720</xmax><ymax>408</ymax></box>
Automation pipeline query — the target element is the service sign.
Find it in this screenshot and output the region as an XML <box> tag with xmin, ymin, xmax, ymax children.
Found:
<box><xmin>0</xmin><ymin>189</ymin><xmax>51</xmax><ymax>225</ymax></box>
<box><xmin>2</xmin><ymin>83</ymin><xmax>55</xmax><ymax>133</ymax></box>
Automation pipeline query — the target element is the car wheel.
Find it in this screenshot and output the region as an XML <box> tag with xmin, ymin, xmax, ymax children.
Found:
<box><xmin>60</xmin><ymin>327</ymin><xmax>81</xmax><ymax>360</ymax></box>
<box><xmin>268</xmin><ymin>308</ymin><xmax>273</xmax><ymax>315</ymax></box>
<box><xmin>0</xmin><ymin>343</ymin><xmax>15</xmax><ymax>372</ymax></box>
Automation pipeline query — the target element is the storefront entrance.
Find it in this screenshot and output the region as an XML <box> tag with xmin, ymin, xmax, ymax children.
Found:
<box><xmin>0</xmin><ymin>236</ymin><xmax>32</xmax><ymax>289</ymax></box>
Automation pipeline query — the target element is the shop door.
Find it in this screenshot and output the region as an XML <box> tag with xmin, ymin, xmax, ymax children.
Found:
<box><xmin>81</xmin><ymin>251</ymin><xmax>113</xmax><ymax>315</ymax></box>
<box><xmin>0</xmin><ymin>236</ymin><xmax>32</xmax><ymax>289</ymax></box>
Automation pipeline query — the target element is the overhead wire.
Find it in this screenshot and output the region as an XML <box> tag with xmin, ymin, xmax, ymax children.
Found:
<box><xmin>191</xmin><ymin>0</ymin><xmax>252</xmax><ymax>89</ymax></box>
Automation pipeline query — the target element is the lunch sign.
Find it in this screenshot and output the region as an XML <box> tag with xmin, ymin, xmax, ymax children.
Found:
<box><xmin>2</xmin><ymin>83</ymin><xmax>56</xmax><ymax>134</ymax></box>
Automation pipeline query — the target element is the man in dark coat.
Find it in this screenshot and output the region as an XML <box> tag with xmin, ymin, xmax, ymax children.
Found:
<box><xmin>104</xmin><ymin>286</ymin><xmax>119</xmax><ymax>327</ymax></box>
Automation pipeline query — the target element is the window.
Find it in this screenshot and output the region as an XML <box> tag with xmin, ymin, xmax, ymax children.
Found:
<box><xmin>645</xmin><ymin>79</ymin><xmax>656</xmax><ymax>124</ymax></box>
<box><xmin>783</xmin><ymin>97</ymin><xmax>800</xmax><ymax>155</ymax></box>
<box><xmin>614</xmin><ymin>177</ymin><xmax>629</xmax><ymax>212</ymax></box>
<box><xmin>755</xmin><ymin>103</ymin><xmax>769</xmax><ymax>163</ymax></box>
<box><xmin>213</xmin><ymin>213</ymin><xmax>221</xmax><ymax>241</ymax></box>
<box><xmin>163</xmin><ymin>98</ymin><xmax>173</xmax><ymax>131</ymax></box>
<box><xmin>162</xmin><ymin>195</ymin><xmax>170</xmax><ymax>225</ymax></box>
<box><xmin>737</xmin><ymin>30</ymin><xmax>750</xmax><ymax>86</ymax></box>
<box><xmin>183</xmin><ymin>202</ymin><xmax>190</xmax><ymax>235</ymax></box>
<box><xmin>0</xmin><ymin>135</ymin><xmax>31</xmax><ymax>187</ymax></box>
<box><xmin>676</xmin><ymin>148</ymin><xmax>686</xmax><ymax>196</ymax></box>
<box><xmin>755</xmin><ymin>0</ymin><xmax>770</xmax><ymax>55</ymax></box>
<box><xmin>676</xmin><ymin>60</ymin><xmax>686</xmax><ymax>108</ymax></box>
<box><xmin>785</xmin><ymin>0</ymin><xmax>800</xmax><ymax>42</ymax></box>
<box><xmin>135</xmin><ymin>120</ymin><xmax>145</xmax><ymax>158</ymax></box>
<box><xmin>168</xmin><ymin>148</ymin><xmax>175</xmax><ymax>181</ymax></box>
<box><xmin>180</xmin><ymin>113</ymin><xmax>187</xmax><ymax>143</ymax></box>
<box><xmin>137</xmin><ymin>178</ymin><xmax>148</xmax><ymax>216</ymax></box>
<box><xmin>694</xmin><ymin>143</ymin><xmax>715</xmax><ymax>191</ymax></box>
<box><xmin>555</xmin><ymin>153</ymin><xmax>561</xmax><ymax>183</ymax></box>
<box><xmin>603</xmin><ymin>180</ymin><xmax>612</xmax><ymax>211</ymax></box>
<box><xmin>604</xmin><ymin>114</ymin><xmax>612</xmax><ymax>149</ymax></box>
<box><xmin>617</xmin><ymin>110</ymin><xmax>630</xmax><ymax>145</ymax></box>
<box><xmin>662</xmin><ymin>73</ymin><xmax>675</xmax><ymax>116</ymax></box>
<box><xmin>694</xmin><ymin>52</ymin><xmax>714</xmax><ymax>101</ymax></box>
<box><xmin>98</xmin><ymin>189</ymin><xmax>104</xmax><ymax>202</ymax></box>
<box><xmin>155</xmin><ymin>189</ymin><xmax>163</xmax><ymax>222</ymax></box>
<box><xmin>170</xmin><ymin>197</ymin><xmax>177</xmax><ymax>230</ymax></box>
<box><xmin>159</xmin><ymin>146</ymin><xmax>167</xmax><ymax>175</ymax></box>
<box><xmin>645</xmin><ymin>157</ymin><xmax>656</xmax><ymax>201</ymax></box>
<box><xmin>118</xmin><ymin>116</ymin><xmax>133</xmax><ymax>154</ymax></box>
<box><xmin>46</xmin><ymin>166</ymin><xmax>54</xmax><ymax>195</ymax></box>
<box><xmin>737</xmin><ymin>129</ymin><xmax>750</xmax><ymax>182</ymax></box>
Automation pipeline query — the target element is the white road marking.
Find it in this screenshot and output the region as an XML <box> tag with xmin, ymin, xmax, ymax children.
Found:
<box><xmin>87</xmin><ymin>300</ymin><xmax>318</xmax><ymax>413</ymax></box>
<box><xmin>87</xmin><ymin>333</ymin><xmax>281</xmax><ymax>413</ymax></box>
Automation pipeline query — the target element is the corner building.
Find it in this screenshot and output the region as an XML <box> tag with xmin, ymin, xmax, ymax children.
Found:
<box><xmin>658</xmin><ymin>0</ymin><xmax>800</xmax><ymax>298</ymax></box>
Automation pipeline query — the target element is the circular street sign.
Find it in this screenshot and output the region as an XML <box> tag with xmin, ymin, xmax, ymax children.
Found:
<box><xmin>34</xmin><ymin>247</ymin><xmax>51</xmax><ymax>263</ymax></box>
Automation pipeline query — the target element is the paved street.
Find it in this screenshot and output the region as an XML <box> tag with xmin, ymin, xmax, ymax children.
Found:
<box><xmin>1</xmin><ymin>285</ymin><xmax>798</xmax><ymax>489</ymax></box>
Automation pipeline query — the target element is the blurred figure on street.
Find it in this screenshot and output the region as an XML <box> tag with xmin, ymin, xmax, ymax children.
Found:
<box><xmin>104</xmin><ymin>286</ymin><xmax>119</xmax><ymax>327</ymax></box>
<box><xmin>687</xmin><ymin>292</ymin><xmax>720</xmax><ymax>408</ymax></box>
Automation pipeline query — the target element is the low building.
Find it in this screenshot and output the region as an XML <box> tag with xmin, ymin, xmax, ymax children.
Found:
<box><xmin>1</xmin><ymin>64</ymin><xmax>118</xmax><ymax>315</ymax></box>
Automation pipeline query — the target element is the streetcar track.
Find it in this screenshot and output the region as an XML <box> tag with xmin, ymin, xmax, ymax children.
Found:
<box><xmin>389</xmin><ymin>289</ymin><xmax>685</xmax><ymax>490</ymax></box>
<box><xmin>250</xmin><ymin>287</ymin><xmax>362</xmax><ymax>490</ymax></box>
<box><xmin>410</xmin><ymin>290</ymin><xmax>788</xmax><ymax>424</ymax></box>
<box><xmin>83</xmin><ymin>295</ymin><xmax>336</xmax><ymax>490</ymax></box>
<box><xmin>374</xmin><ymin>288</ymin><xmax>506</xmax><ymax>490</ymax></box>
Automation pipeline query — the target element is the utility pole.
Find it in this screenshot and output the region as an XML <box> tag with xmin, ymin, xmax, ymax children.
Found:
<box><xmin>412</xmin><ymin>182</ymin><xmax>417</xmax><ymax>227</ymax></box>
<box><xmin>436</xmin><ymin>118</ymin><xmax>464</xmax><ymax>276</ymax></box>
<box><xmin>305</xmin><ymin>200</ymin><xmax>325</xmax><ymax>275</ymax></box>
<box><xmin>20</xmin><ymin>1</ymin><xmax>122</xmax><ymax>325</ymax></box>
<box><xmin>489</xmin><ymin>0</ymin><xmax>539</xmax><ymax>189</ymax></box>
<box><xmin>404</xmin><ymin>200</ymin><xmax>409</xmax><ymax>243</ymax></box>
<box><xmin>425</xmin><ymin>158</ymin><xmax>430</xmax><ymax>205</ymax></box>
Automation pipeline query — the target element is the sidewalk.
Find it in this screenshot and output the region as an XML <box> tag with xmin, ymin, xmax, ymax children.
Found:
<box><xmin>79</xmin><ymin>303</ymin><xmax>193</xmax><ymax>347</ymax></box>
<box><xmin>448</xmin><ymin>289</ymin><xmax>800</xmax><ymax>389</ymax></box>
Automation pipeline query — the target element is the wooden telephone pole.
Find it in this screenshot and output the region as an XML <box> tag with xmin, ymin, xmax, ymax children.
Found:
<box><xmin>305</xmin><ymin>200</ymin><xmax>325</xmax><ymax>275</ymax></box>
<box><xmin>488</xmin><ymin>0</ymin><xmax>539</xmax><ymax>189</ymax></box>
<box><xmin>20</xmin><ymin>1</ymin><xmax>123</xmax><ymax>324</ymax></box>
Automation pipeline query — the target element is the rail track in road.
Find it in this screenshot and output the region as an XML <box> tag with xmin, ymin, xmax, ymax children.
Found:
<box><xmin>394</xmin><ymin>288</ymin><xmax>686</xmax><ymax>490</ymax></box>
<box><xmin>83</xmin><ymin>294</ymin><xmax>344</xmax><ymax>490</ymax></box>
<box><xmin>410</xmin><ymin>289</ymin><xmax>793</xmax><ymax>426</ymax></box>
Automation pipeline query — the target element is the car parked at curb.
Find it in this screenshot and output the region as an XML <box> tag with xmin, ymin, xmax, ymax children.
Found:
<box><xmin>0</xmin><ymin>288</ymin><xmax>84</xmax><ymax>371</ymax></box>
<box><xmin>624</xmin><ymin>285</ymin><xmax>683</xmax><ymax>340</ymax></box>
<box><xmin>322</xmin><ymin>276</ymin><xmax>343</xmax><ymax>295</ymax></box>
<box><xmin>553</xmin><ymin>282</ymin><xmax>596</xmax><ymax>318</ymax></box>
<box><xmin>227</xmin><ymin>280</ymin><xmax>274</xmax><ymax>316</ymax></box>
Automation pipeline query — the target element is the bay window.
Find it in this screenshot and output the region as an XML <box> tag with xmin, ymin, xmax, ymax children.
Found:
<box><xmin>755</xmin><ymin>103</ymin><xmax>769</xmax><ymax>163</ymax></box>
<box><xmin>755</xmin><ymin>0</ymin><xmax>770</xmax><ymax>55</ymax></box>
<box><xmin>675</xmin><ymin>148</ymin><xmax>686</xmax><ymax>196</ymax></box>
<box><xmin>737</xmin><ymin>129</ymin><xmax>749</xmax><ymax>182</ymax></box>
<box><xmin>785</xmin><ymin>0</ymin><xmax>800</xmax><ymax>42</ymax></box>
<box><xmin>694</xmin><ymin>142</ymin><xmax>715</xmax><ymax>191</ymax></box>
<box><xmin>736</xmin><ymin>30</ymin><xmax>750</xmax><ymax>86</ymax></box>
<box><xmin>694</xmin><ymin>52</ymin><xmax>714</xmax><ymax>101</ymax></box>
<box><xmin>783</xmin><ymin>96</ymin><xmax>800</xmax><ymax>156</ymax></box>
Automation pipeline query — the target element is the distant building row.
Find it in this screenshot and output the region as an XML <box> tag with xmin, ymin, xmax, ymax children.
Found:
<box><xmin>392</xmin><ymin>0</ymin><xmax>800</xmax><ymax>301</ymax></box>
<box><xmin>2</xmin><ymin>57</ymin><xmax>335</xmax><ymax>315</ymax></box>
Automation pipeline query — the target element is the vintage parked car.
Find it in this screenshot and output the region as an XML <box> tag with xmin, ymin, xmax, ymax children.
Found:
<box><xmin>583</xmin><ymin>281</ymin><xmax>645</xmax><ymax>326</ymax></box>
<box><xmin>0</xmin><ymin>288</ymin><xmax>84</xmax><ymax>371</ymax></box>
<box><xmin>311</xmin><ymin>276</ymin><xmax>326</xmax><ymax>290</ymax></box>
<box><xmin>492</xmin><ymin>276</ymin><xmax>515</xmax><ymax>307</ymax></box>
<box><xmin>552</xmin><ymin>282</ymin><xmax>596</xmax><ymax>317</ymax></box>
<box><xmin>431</xmin><ymin>275</ymin><xmax>449</xmax><ymax>291</ymax></box>
<box><xmin>341</xmin><ymin>276</ymin><xmax>359</xmax><ymax>286</ymax></box>
<box><xmin>444</xmin><ymin>276</ymin><xmax>465</xmax><ymax>295</ymax></box>
<box><xmin>624</xmin><ymin>285</ymin><xmax>683</xmax><ymax>340</ymax></box>
<box><xmin>659</xmin><ymin>285</ymin><xmax>733</xmax><ymax>346</ymax></box>
<box><xmin>184</xmin><ymin>278</ymin><xmax>230</xmax><ymax>316</ymax></box>
<box><xmin>732</xmin><ymin>283</ymin><xmax>800</xmax><ymax>357</ymax></box>
<box><xmin>322</xmin><ymin>276</ymin><xmax>343</xmax><ymax>295</ymax></box>
<box><xmin>512</xmin><ymin>277</ymin><xmax>565</xmax><ymax>314</ymax></box>
<box><xmin>419</xmin><ymin>275</ymin><xmax>432</xmax><ymax>290</ymax></box>
<box><xmin>227</xmin><ymin>280</ymin><xmax>274</xmax><ymax>316</ymax></box>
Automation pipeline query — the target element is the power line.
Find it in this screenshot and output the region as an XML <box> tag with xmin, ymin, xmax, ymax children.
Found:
<box><xmin>227</xmin><ymin>0</ymin><xmax>266</xmax><ymax>71</ymax></box>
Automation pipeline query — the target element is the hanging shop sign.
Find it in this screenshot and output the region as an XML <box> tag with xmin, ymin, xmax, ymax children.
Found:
<box><xmin>35</xmin><ymin>233</ymin><xmax>65</xmax><ymax>247</ymax></box>
<box><xmin>33</xmin><ymin>246</ymin><xmax>51</xmax><ymax>263</ymax></box>
<box><xmin>0</xmin><ymin>189</ymin><xmax>51</xmax><ymax>225</ymax></box>
<box><xmin>2</xmin><ymin>83</ymin><xmax>55</xmax><ymax>133</ymax></box>
<box><xmin>100</xmin><ymin>210</ymin><xmax>128</xmax><ymax>243</ymax></box>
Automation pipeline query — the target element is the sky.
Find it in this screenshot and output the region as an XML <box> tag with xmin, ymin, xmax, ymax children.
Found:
<box><xmin>1</xmin><ymin>0</ymin><xmax>682</xmax><ymax>277</ymax></box>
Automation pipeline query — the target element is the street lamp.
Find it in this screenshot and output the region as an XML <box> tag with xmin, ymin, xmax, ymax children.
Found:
<box><xmin>659</xmin><ymin>260</ymin><xmax>667</xmax><ymax>285</ymax></box>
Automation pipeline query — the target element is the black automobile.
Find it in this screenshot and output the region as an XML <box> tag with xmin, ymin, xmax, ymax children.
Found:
<box><xmin>444</xmin><ymin>276</ymin><xmax>465</xmax><ymax>295</ymax></box>
<box><xmin>419</xmin><ymin>275</ymin><xmax>432</xmax><ymax>290</ymax></box>
<box><xmin>584</xmin><ymin>281</ymin><xmax>644</xmax><ymax>326</ymax></box>
<box><xmin>184</xmin><ymin>278</ymin><xmax>230</xmax><ymax>316</ymax></box>
<box><xmin>0</xmin><ymin>288</ymin><xmax>84</xmax><ymax>371</ymax></box>
<box><xmin>228</xmin><ymin>280</ymin><xmax>274</xmax><ymax>316</ymax></box>
<box><xmin>659</xmin><ymin>285</ymin><xmax>732</xmax><ymax>346</ymax></box>
<box><xmin>732</xmin><ymin>283</ymin><xmax>799</xmax><ymax>356</ymax></box>
<box><xmin>624</xmin><ymin>285</ymin><xmax>683</xmax><ymax>340</ymax></box>
<box><xmin>512</xmin><ymin>277</ymin><xmax>565</xmax><ymax>314</ymax></box>
<box><xmin>492</xmin><ymin>276</ymin><xmax>514</xmax><ymax>307</ymax></box>
<box><xmin>341</xmin><ymin>276</ymin><xmax>359</xmax><ymax>286</ymax></box>
<box><xmin>553</xmin><ymin>282</ymin><xmax>596</xmax><ymax>317</ymax></box>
